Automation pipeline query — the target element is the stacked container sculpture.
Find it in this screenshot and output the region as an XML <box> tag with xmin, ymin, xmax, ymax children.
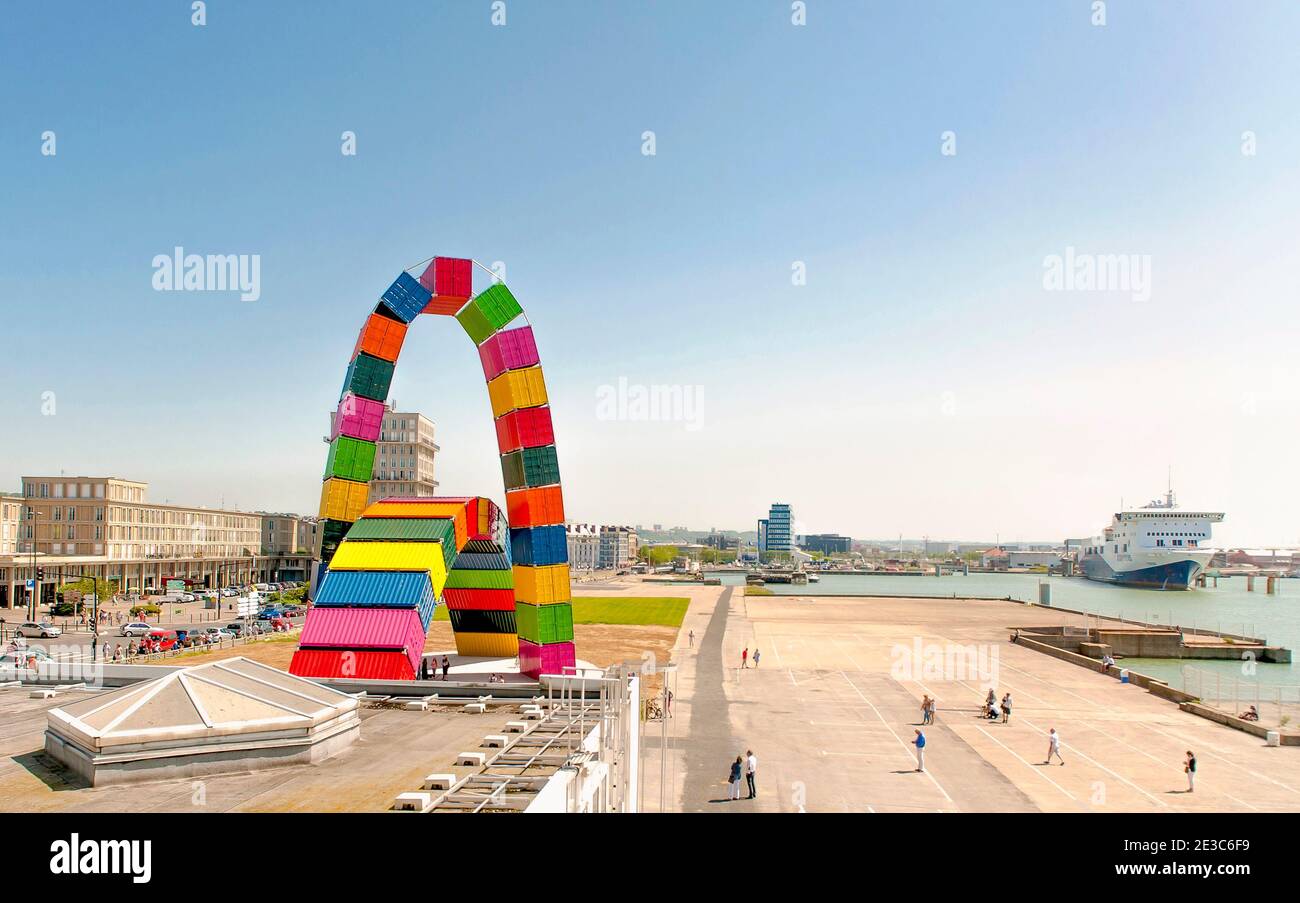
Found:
<box><xmin>291</xmin><ymin>257</ymin><xmax>575</xmax><ymax>680</ymax></box>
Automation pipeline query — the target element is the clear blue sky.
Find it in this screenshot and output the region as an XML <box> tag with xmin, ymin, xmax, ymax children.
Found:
<box><xmin>2</xmin><ymin>1</ymin><xmax>1298</xmax><ymax>546</ymax></box>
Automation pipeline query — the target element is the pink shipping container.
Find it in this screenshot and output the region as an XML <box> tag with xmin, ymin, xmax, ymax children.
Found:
<box><xmin>332</xmin><ymin>393</ymin><xmax>386</xmax><ymax>443</ymax></box>
<box><xmin>298</xmin><ymin>606</ymin><xmax>427</xmax><ymax>674</ymax></box>
<box><xmin>478</xmin><ymin>326</ymin><xmax>540</xmax><ymax>381</ymax></box>
<box><xmin>517</xmin><ymin>639</ymin><xmax>576</xmax><ymax>678</ymax></box>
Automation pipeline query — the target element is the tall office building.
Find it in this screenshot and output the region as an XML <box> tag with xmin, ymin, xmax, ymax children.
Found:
<box><xmin>758</xmin><ymin>503</ymin><xmax>793</xmax><ymax>553</ymax></box>
<box><xmin>328</xmin><ymin>405</ymin><xmax>440</xmax><ymax>502</ymax></box>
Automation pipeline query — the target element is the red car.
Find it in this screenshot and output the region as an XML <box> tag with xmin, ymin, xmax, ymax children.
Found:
<box><xmin>146</xmin><ymin>629</ymin><xmax>178</xmax><ymax>651</ymax></box>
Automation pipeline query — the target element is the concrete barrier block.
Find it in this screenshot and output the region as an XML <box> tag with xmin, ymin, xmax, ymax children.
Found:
<box><xmin>462</xmin><ymin>702</ymin><xmax>486</xmax><ymax>714</ymax></box>
<box><xmin>1267</xmin><ymin>731</ymin><xmax>1281</xmax><ymax>747</ymax></box>
<box><xmin>504</xmin><ymin>721</ymin><xmax>528</xmax><ymax>733</ymax></box>
<box><xmin>30</xmin><ymin>689</ymin><xmax>56</xmax><ymax>699</ymax></box>
<box><xmin>482</xmin><ymin>734</ymin><xmax>509</xmax><ymax>748</ymax></box>
<box><xmin>422</xmin><ymin>773</ymin><xmax>456</xmax><ymax>790</ymax></box>
<box><xmin>522</xmin><ymin>709</ymin><xmax>544</xmax><ymax>720</ymax></box>
<box><xmin>457</xmin><ymin>752</ymin><xmax>486</xmax><ymax>767</ymax></box>
<box><xmin>403</xmin><ymin>698</ymin><xmax>429</xmax><ymax>711</ymax></box>
<box><xmin>393</xmin><ymin>792</ymin><xmax>431</xmax><ymax>811</ymax></box>
<box><xmin>478</xmin><ymin>695</ymin><xmax>492</xmax><ymax>703</ymax></box>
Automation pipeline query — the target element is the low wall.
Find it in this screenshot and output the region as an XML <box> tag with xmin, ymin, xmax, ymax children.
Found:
<box><xmin>1013</xmin><ymin>635</ymin><xmax>1296</xmax><ymax>741</ymax></box>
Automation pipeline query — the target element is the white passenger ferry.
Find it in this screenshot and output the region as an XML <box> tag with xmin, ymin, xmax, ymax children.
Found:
<box><xmin>1078</xmin><ymin>490</ymin><xmax>1224</xmax><ymax>590</ymax></box>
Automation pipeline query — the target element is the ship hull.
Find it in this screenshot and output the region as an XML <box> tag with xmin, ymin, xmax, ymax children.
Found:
<box><xmin>1080</xmin><ymin>555</ymin><xmax>1205</xmax><ymax>590</ymax></box>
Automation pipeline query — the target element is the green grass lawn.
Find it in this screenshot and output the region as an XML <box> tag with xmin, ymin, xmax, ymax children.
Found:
<box><xmin>434</xmin><ymin>596</ymin><xmax>689</xmax><ymax>628</ymax></box>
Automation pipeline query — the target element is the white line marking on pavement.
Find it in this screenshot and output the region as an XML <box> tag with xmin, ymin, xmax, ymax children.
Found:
<box><xmin>975</xmin><ymin>725</ymin><xmax>1078</xmax><ymax>802</ymax></box>
<box><xmin>839</xmin><ymin>671</ymin><xmax>954</xmax><ymax>804</ymax></box>
<box><xmin>1019</xmin><ymin>715</ymin><xmax>1174</xmax><ymax>810</ymax></box>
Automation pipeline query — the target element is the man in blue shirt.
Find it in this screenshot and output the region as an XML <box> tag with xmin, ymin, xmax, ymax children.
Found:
<box><xmin>913</xmin><ymin>729</ymin><xmax>926</xmax><ymax>772</ymax></box>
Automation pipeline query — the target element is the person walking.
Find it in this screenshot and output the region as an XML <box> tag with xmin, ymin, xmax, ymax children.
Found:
<box><xmin>1184</xmin><ymin>750</ymin><xmax>1196</xmax><ymax>792</ymax></box>
<box><xmin>1045</xmin><ymin>728</ymin><xmax>1065</xmax><ymax>765</ymax></box>
<box><xmin>728</xmin><ymin>756</ymin><xmax>743</xmax><ymax>800</ymax></box>
<box><xmin>913</xmin><ymin>729</ymin><xmax>926</xmax><ymax>772</ymax></box>
<box><xmin>419</xmin><ymin>656</ymin><xmax>429</xmax><ymax>681</ymax></box>
<box><xmin>926</xmin><ymin>696</ymin><xmax>937</xmax><ymax>724</ymax></box>
<box><xmin>1001</xmin><ymin>693</ymin><xmax>1012</xmax><ymax>724</ymax></box>
<box><xmin>741</xmin><ymin>647</ymin><xmax>748</xmax><ymax>669</ymax></box>
<box><xmin>752</xmin><ymin>649</ymin><xmax>761</xmax><ymax>668</ymax></box>
<box><xmin>441</xmin><ymin>654</ymin><xmax>450</xmax><ymax>680</ymax></box>
<box><xmin>745</xmin><ymin>749</ymin><xmax>758</xmax><ymax>799</ymax></box>
<box><xmin>921</xmin><ymin>695</ymin><xmax>932</xmax><ymax>725</ymax></box>
<box><xmin>688</xmin><ymin>629</ymin><xmax>695</xmax><ymax>648</ymax></box>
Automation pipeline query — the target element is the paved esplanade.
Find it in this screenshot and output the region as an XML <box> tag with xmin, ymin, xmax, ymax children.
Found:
<box><xmin>638</xmin><ymin>586</ymin><xmax>1300</xmax><ymax>812</ymax></box>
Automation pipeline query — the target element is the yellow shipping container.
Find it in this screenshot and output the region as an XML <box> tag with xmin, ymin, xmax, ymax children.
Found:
<box><xmin>454</xmin><ymin>631</ymin><xmax>520</xmax><ymax>658</ymax></box>
<box><xmin>513</xmin><ymin>564</ymin><xmax>571</xmax><ymax>605</ymax></box>
<box><xmin>329</xmin><ymin>540</ymin><xmax>450</xmax><ymax>587</ymax></box>
<box><xmin>360</xmin><ymin>501</ymin><xmax>468</xmax><ymax>550</ymax></box>
<box><xmin>319</xmin><ymin>477</ymin><xmax>369</xmax><ymax>523</ymax></box>
<box><xmin>487</xmin><ymin>367</ymin><xmax>548</xmax><ymax>418</ymax></box>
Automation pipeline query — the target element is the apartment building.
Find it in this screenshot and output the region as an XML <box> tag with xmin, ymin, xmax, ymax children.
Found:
<box><xmin>566</xmin><ymin>523</ymin><xmax>600</xmax><ymax>571</ymax></box>
<box><xmin>0</xmin><ymin>476</ymin><xmax>312</xmax><ymax>610</ymax></box>
<box><xmin>598</xmin><ymin>526</ymin><xmax>639</xmax><ymax>570</ymax></box>
<box><xmin>327</xmin><ymin>405</ymin><xmax>440</xmax><ymax>502</ymax></box>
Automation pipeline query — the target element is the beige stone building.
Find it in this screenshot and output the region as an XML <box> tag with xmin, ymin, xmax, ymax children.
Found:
<box><xmin>0</xmin><ymin>476</ymin><xmax>312</xmax><ymax>611</ymax></box>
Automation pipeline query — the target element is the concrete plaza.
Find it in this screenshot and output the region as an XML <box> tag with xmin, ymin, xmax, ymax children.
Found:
<box><xmin>643</xmin><ymin>586</ymin><xmax>1300</xmax><ymax>812</ymax></box>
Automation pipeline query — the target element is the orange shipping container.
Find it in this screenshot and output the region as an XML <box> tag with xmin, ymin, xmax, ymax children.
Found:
<box><xmin>352</xmin><ymin>312</ymin><xmax>408</xmax><ymax>362</ymax></box>
<box><xmin>319</xmin><ymin>477</ymin><xmax>370</xmax><ymax>523</ymax></box>
<box><xmin>506</xmin><ymin>486</ymin><xmax>565</xmax><ymax>527</ymax></box>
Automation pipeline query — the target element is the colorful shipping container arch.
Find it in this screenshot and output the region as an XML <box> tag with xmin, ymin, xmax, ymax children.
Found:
<box><xmin>289</xmin><ymin>257</ymin><xmax>575</xmax><ymax>681</ymax></box>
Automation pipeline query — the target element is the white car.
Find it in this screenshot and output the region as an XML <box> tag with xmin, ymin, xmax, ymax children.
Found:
<box><xmin>0</xmin><ymin>647</ymin><xmax>51</xmax><ymax>669</ymax></box>
<box><xmin>119</xmin><ymin>622</ymin><xmax>152</xmax><ymax>637</ymax></box>
<box><xmin>16</xmin><ymin>621</ymin><xmax>61</xmax><ymax>639</ymax></box>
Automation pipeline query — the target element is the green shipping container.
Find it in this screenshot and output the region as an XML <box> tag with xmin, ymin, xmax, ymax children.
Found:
<box><xmin>470</xmin><ymin>284</ymin><xmax>522</xmax><ymax>332</ymax></box>
<box><xmin>344</xmin><ymin>353</ymin><xmax>395</xmax><ymax>402</ymax></box>
<box><xmin>501</xmin><ymin>446</ymin><xmax>560</xmax><ymax>491</ymax></box>
<box><xmin>456</xmin><ymin>303</ymin><xmax>496</xmax><ymax>346</ymax></box>
<box><xmin>323</xmin><ymin>436</ymin><xmax>377</xmax><ymax>483</ymax></box>
<box><xmin>515</xmin><ymin>601</ymin><xmax>574</xmax><ymax>645</ymax></box>
<box><xmin>445</xmin><ymin>568</ymin><xmax>514</xmax><ymax>590</ymax></box>
<box><xmin>345</xmin><ymin>517</ymin><xmax>455</xmax><ymax>544</ymax></box>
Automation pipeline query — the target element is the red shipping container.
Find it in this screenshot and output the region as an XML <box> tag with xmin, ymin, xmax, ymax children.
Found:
<box><xmin>506</xmin><ymin>486</ymin><xmax>565</xmax><ymax>527</ymax></box>
<box><xmin>494</xmin><ymin>406</ymin><xmax>556</xmax><ymax>454</ymax></box>
<box><xmin>518</xmin><ymin>639</ymin><xmax>576</xmax><ymax>678</ymax></box>
<box><xmin>352</xmin><ymin>311</ymin><xmax>408</xmax><ymax>362</ymax></box>
<box><xmin>289</xmin><ymin>648</ymin><xmax>415</xmax><ymax>681</ymax></box>
<box><xmin>419</xmin><ymin>257</ymin><xmax>472</xmax><ymax>315</ymax></box>
<box><xmin>444</xmin><ymin>587</ymin><xmax>516</xmax><ymax>611</ymax></box>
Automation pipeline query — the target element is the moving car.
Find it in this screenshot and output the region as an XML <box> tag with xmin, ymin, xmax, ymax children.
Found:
<box><xmin>119</xmin><ymin>622</ymin><xmax>152</xmax><ymax>637</ymax></box>
<box><xmin>16</xmin><ymin>621</ymin><xmax>61</xmax><ymax>639</ymax></box>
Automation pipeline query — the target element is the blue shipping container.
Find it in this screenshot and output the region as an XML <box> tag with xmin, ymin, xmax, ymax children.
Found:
<box><xmin>379</xmin><ymin>272</ymin><xmax>433</xmax><ymax>323</ymax></box>
<box><xmin>315</xmin><ymin>569</ymin><xmax>433</xmax><ymax>609</ymax></box>
<box><xmin>509</xmin><ymin>525</ymin><xmax>568</xmax><ymax>567</ymax></box>
<box><xmin>418</xmin><ymin>589</ymin><xmax>438</xmax><ymax>630</ymax></box>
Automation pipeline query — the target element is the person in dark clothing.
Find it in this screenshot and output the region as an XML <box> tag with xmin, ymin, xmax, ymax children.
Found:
<box><xmin>441</xmin><ymin>654</ymin><xmax>450</xmax><ymax>680</ymax></box>
<box><xmin>728</xmin><ymin>756</ymin><xmax>743</xmax><ymax>800</ymax></box>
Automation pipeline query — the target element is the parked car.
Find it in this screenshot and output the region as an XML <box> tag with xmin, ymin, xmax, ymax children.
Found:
<box><xmin>225</xmin><ymin>621</ymin><xmax>255</xmax><ymax>637</ymax></box>
<box><xmin>119</xmin><ymin>622</ymin><xmax>152</xmax><ymax>637</ymax></box>
<box><xmin>16</xmin><ymin>621</ymin><xmax>61</xmax><ymax>639</ymax></box>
